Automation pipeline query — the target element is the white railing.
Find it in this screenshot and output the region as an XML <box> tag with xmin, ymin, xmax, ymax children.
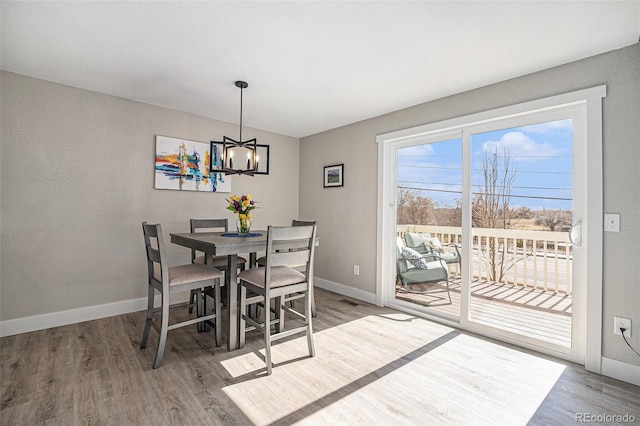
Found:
<box><xmin>397</xmin><ymin>225</ymin><xmax>572</xmax><ymax>295</ymax></box>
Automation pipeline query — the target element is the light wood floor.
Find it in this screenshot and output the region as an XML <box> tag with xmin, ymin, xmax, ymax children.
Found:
<box><xmin>1</xmin><ymin>288</ymin><xmax>638</xmax><ymax>425</ymax></box>
<box><xmin>396</xmin><ymin>277</ymin><xmax>572</xmax><ymax>347</ymax></box>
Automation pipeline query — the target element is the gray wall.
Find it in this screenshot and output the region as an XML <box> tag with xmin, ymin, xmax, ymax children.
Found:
<box><xmin>0</xmin><ymin>72</ymin><xmax>300</xmax><ymax>320</ymax></box>
<box><xmin>300</xmin><ymin>43</ymin><xmax>640</xmax><ymax>366</ymax></box>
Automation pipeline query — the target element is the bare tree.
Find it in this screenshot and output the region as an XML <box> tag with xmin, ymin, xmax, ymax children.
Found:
<box><xmin>397</xmin><ymin>187</ymin><xmax>436</xmax><ymax>225</ymax></box>
<box><xmin>534</xmin><ymin>208</ymin><xmax>572</xmax><ymax>231</ymax></box>
<box><xmin>473</xmin><ymin>148</ymin><xmax>517</xmax><ymax>282</ymax></box>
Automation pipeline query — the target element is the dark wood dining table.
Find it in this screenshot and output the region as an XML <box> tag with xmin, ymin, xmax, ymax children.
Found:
<box><xmin>170</xmin><ymin>230</ymin><xmax>318</xmax><ymax>351</ymax></box>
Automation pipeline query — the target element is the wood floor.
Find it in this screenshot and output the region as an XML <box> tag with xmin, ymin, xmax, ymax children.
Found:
<box><xmin>1</xmin><ymin>288</ymin><xmax>638</xmax><ymax>425</ymax></box>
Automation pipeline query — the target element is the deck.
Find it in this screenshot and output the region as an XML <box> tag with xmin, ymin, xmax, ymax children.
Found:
<box><xmin>396</xmin><ymin>276</ymin><xmax>572</xmax><ymax>347</ymax></box>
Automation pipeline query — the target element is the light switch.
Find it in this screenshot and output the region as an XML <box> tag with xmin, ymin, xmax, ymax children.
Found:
<box><xmin>604</xmin><ymin>213</ymin><xmax>620</xmax><ymax>232</ymax></box>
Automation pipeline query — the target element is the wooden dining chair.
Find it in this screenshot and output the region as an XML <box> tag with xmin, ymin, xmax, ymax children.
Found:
<box><xmin>238</xmin><ymin>223</ymin><xmax>317</xmax><ymax>375</ymax></box>
<box><xmin>256</xmin><ymin>219</ymin><xmax>317</xmax><ymax>320</ymax></box>
<box><xmin>140</xmin><ymin>222</ymin><xmax>224</xmax><ymax>369</ymax></box>
<box><xmin>188</xmin><ymin>218</ymin><xmax>247</xmax><ymax>313</ymax></box>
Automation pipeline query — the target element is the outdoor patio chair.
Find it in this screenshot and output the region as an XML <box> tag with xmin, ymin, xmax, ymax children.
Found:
<box><xmin>404</xmin><ymin>232</ymin><xmax>461</xmax><ymax>271</ymax></box>
<box><xmin>396</xmin><ymin>237</ymin><xmax>452</xmax><ymax>304</ymax></box>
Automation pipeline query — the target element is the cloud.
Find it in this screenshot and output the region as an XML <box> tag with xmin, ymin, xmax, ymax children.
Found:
<box><xmin>399</xmin><ymin>144</ymin><xmax>435</xmax><ymax>157</ymax></box>
<box><xmin>482</xmin><ymin>131</ymin><xmax>561</xmax><ymax>161</ymax></box>
<box><xmin>519</xmin><ymin>119</ymin><xmax>572</xmax><ymax>133</ymax></box>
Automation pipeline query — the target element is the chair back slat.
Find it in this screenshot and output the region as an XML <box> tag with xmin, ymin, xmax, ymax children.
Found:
<box><xmin>292</xmin><ymin>219</ymin><xmax>316</xmax><ymax>227</ymax></box>
<box><xmin>190</xmin><ymin>218</ymin><xmax>228</xmax><ymax>232</ymax></box>
<box><xmin>270</xmin><ymin>249</ymin><xmax>310</xmax><ymax>268</ymax></box>
<box><xmin>142</xmin><ymin>222</ymin><xmax>169</xmax><ymax>290</ymax></box>
<box><xmin>264</xmin><ymin>225</ymin><xmax>316</xmax><ymax>279</ymax></box>
<box><xmin>189</xmin><ymin>219</ymin><xmax>229</xmax><ymax>262</ymax></box>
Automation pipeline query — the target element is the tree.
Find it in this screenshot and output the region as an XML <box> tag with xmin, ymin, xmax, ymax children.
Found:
<box><xmin>473</xmin><ymin>148</ymin><xmax>517</xmax><ymax>282</ymax></box>
<box><xmin>534</xmin><ymin>209</ymin><xmax>572</xmax><ymax>231</ymax></box>
<box><xmin>397</xmin><ymin>187</ymin><xmax>436</xmax><ymax>225</ymax></box>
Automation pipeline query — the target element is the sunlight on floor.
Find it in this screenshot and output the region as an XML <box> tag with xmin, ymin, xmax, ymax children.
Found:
<box><xmin>220</xmin><ymin>314</ymin><xmax>566</xmax><ymax>425</ymax></box>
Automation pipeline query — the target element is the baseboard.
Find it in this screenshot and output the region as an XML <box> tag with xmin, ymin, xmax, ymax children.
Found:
<box><xmin>313</xmin><ymin>277</ymin><xmax>377</xmax><ymax>305</ymax></box>
<box><xmin>601</xmin><ymin>356</ymin><xmax>640</xmax><ymax>386</ymax></box>
<box><xmin>0</xmin><ymin>277</ymin><xmax>345</xmax><ymax>338</ymax></box>
<box><xmin>0</xmin><ymin>293</ymin><xmax>188</xmax><ymax>338</ymax></box>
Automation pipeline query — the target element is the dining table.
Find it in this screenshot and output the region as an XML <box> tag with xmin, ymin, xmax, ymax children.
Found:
<box><xmin>170</xmin><ymin>230</ymin><xmax>318</xmax><ymax>351</ymax></box>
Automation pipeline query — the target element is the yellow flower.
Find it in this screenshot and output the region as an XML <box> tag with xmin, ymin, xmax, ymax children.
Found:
<box><xmin>239</xmin><ymin>213</ymin><xmax>246</xmax><ymax>219</ymax></box>
<box><xmin>248</xmin><ymin>213</ymin><xmax>253</xmax><ymax>219</ymax></box>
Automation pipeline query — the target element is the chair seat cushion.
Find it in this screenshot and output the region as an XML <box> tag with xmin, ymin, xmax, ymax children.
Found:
<box><xmin>238</xmin><ymin>266</ymin><xmax>306</xmax><ymax>288</ymax></box>
<box><xmin>168</xmin><ymin>263</ymin><xmax>223</xmax><ymax>286</ymax></box>
<box><xmin>439</xmin><ymin>251</ymin><xmax>459</xmax><ymax>263</ymax></box>
<box><xmin>400</xmin><ymin>265</ymin><xmax>448</xmax><ymax>284</ymax></box>
<box><xmin>194</xmin><ymin>254</ymin><xmax>247</xmax><ymax>268</ymax></box>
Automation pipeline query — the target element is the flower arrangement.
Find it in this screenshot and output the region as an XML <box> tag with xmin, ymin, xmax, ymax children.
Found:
<box><xmin>227</xmin><ymin>194</ymin><xmax>257</xmax><ymax>234</ymax></box>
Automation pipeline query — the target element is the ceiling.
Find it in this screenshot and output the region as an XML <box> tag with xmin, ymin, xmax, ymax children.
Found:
<box><xmin>2</xmin><ymin>1</ymin><xmax>639</xmax><ymax>139</ymax></box>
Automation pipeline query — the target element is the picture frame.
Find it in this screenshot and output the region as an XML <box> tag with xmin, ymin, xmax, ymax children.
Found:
<box><xmin>323</xmin><ymin>164</ymin><xmax>344</xmax><ymax>188</ymax></box>
<box><xmin>155</xmin><ymin>135</ymin><xmax>231</xmax><ymax>192</ymax></box>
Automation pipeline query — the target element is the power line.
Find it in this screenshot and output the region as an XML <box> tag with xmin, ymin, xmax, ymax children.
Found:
<box><xmin>398</xmin><ymin>154</ymin><xmax>573</xmax><ymax>159</ymax></box>
<box><xmin>398</xmin><ymin>185</ymin><xmax>573</xmax><ymax>201</ymax></box>
<box><xmin>399</xmin><ymin>180</ymin><xmax>573</xmax><ymax>191</ymax></box>
<box><xmin>398</xmin><ymin>164</ymin><xmax>572</xmax><ymax>175</ymax></box>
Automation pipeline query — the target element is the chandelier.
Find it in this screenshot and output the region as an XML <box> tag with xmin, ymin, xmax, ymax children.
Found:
<box><xmin>211</xmin><ymin>80</ymin><xmax>257</xmax><ymax>176</ymax></box>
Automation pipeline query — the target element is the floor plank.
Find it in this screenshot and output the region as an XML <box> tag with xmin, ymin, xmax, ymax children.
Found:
<box><xmin>1</xmin><ymin>288</ymin><xmax>638</xmax><ymax>425</ymax></box>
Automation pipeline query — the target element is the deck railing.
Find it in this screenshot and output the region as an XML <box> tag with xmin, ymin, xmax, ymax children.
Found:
<box><xmin>397</xmin><ymin>225</ymin><xmax>572</xmax><ymax>295</ymax></box>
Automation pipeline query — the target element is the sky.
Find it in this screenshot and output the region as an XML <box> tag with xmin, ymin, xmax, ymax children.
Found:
<box><xmin>397</xmin><ymin>118</ymin><xmax>574</xmax><ymax>211</ymax></box>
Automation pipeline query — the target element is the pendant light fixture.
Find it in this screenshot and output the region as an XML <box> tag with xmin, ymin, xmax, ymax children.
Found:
<box><xmin>210</xmin><ymin>80</ymin><xmax>257</xmax><ymax>176</ymax></box>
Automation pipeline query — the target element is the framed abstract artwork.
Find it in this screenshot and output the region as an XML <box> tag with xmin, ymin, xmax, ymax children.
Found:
<box><xmin>323</xmin><ymin>164</ymin><xmax>344</xmax><ymax>188</ymax></box>
<box><xmin>155</xmin><ymin>135</ymin><xmax>231</xmax><ymax>192</ymax></box>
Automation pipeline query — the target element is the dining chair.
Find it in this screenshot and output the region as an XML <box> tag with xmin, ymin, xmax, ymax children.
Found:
<box><xmin>188</xmin><ymin>218</ymin><xmax>247</xmax><ymax>313</ymax></box>
<box><xmin>140</xmin><ymin>222</ymin><xmax>224</xmax><ymax>369</ymax></box>
<box><xmin>256</xmin><ymin>219</ymin><xmax>317</xmax><ymax>319</ymax></box>
<box><xmin>238</xmin><ymin>223</ymin><xmax>317</xmax><ymax>375</ymax></box>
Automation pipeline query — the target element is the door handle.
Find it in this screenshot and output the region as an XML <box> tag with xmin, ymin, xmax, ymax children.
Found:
<box><xmin>570</xmin><ymin>221</ymin><xmax>582</xmax><ymax>247</ymax></box>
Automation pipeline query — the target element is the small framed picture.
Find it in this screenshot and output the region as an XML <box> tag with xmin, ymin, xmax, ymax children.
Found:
<box><xmin>323</xmin><ymin>164</ymin><xmax>344</xmax><ymax>188</ymax></box>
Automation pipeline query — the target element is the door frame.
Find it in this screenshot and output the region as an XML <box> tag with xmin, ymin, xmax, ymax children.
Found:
<box><xmin>376</xmin><ymin>85</ymin><xmax>606</xmax><ymax>372</ymax></box>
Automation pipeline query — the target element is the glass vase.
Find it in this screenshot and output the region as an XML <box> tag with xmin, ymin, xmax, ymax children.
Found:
<box><xmin>236</xmin><ymin>215</ymin><xmax>252</xmax><ymax>235</ymax></box>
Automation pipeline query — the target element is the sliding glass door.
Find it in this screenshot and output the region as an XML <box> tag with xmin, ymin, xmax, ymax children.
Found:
<box><xmin>395</xmin><ymin>136</ymin><xmax>462</xmax><ymax>320</ymax></box>
<box><xmin>378</xmin><ymin>87</ymin><xmax>606</xmax><ymax>365</ymax></box>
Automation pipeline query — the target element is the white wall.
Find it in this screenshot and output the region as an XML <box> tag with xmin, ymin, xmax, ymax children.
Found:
<box><xmin>300</xmin><ymin>43</ymin><xmax>640</xmax><ymax>367</ymax></box>
<box><xmin>0</xmin><ymin>72</ymin><xmax>300</xmax><ymax>328</ymax></box>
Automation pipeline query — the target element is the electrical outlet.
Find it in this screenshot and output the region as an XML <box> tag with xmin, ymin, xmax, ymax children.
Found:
<box><xmin>353</xmin><ymin>265</ymin><xmax>359</xmax><ymax>276</ymax></box>
<box><xmin>613</xmin><ymin>316</ymin><xmax>631</xmax><ymax>337</ymax></box>
<box><xmin>604</xmin><ymin>213</ymin><xmax>621</xmax><ymax>232</ymax></box>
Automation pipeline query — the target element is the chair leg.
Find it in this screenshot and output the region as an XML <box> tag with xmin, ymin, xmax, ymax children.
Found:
<box><xmin>188</xmin><ymin>289</ymin><xmax>196</xmax><ymax>314</ymax></box>
<box><xmin>196</xmin><ymin>288</ymin><xmax>204</xmax><ymax>333</ymax></box>
<box><xmin>275</xmin><ymin>296</ymin><xmax>283</xmax><ymax>333</ymax></box>
<box><xmin>239</xmin><ymin>284</ymin><xmax>247</xmax><ymax>349</ymax></box>
<box><xmin>310</xmin><ymin>287</ymin><xmax>317</xmax><ymax>318</ymax></box>
<box><xmin>140</xmin><ymin>284</ymin><xmax>154</xmax><ymax>349</ymax></box>
<box><xmin>214</xmin><ymin>281</ymin><xmax>222</xmax><ymax>347</ymax></box>
<box><xmin>306</xmin><ymin>290</ymin><xmax>316</xmax><ymax>357</ymax></box>
<box><xmin>264</xmin><ymin>297</ymin><xmax>272</xmax><ymax>375</ymax></box>
<box><xmin>153</xmin><ymin>293</ymin><xmax>169</xmax><ymax>369</ymax></box>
